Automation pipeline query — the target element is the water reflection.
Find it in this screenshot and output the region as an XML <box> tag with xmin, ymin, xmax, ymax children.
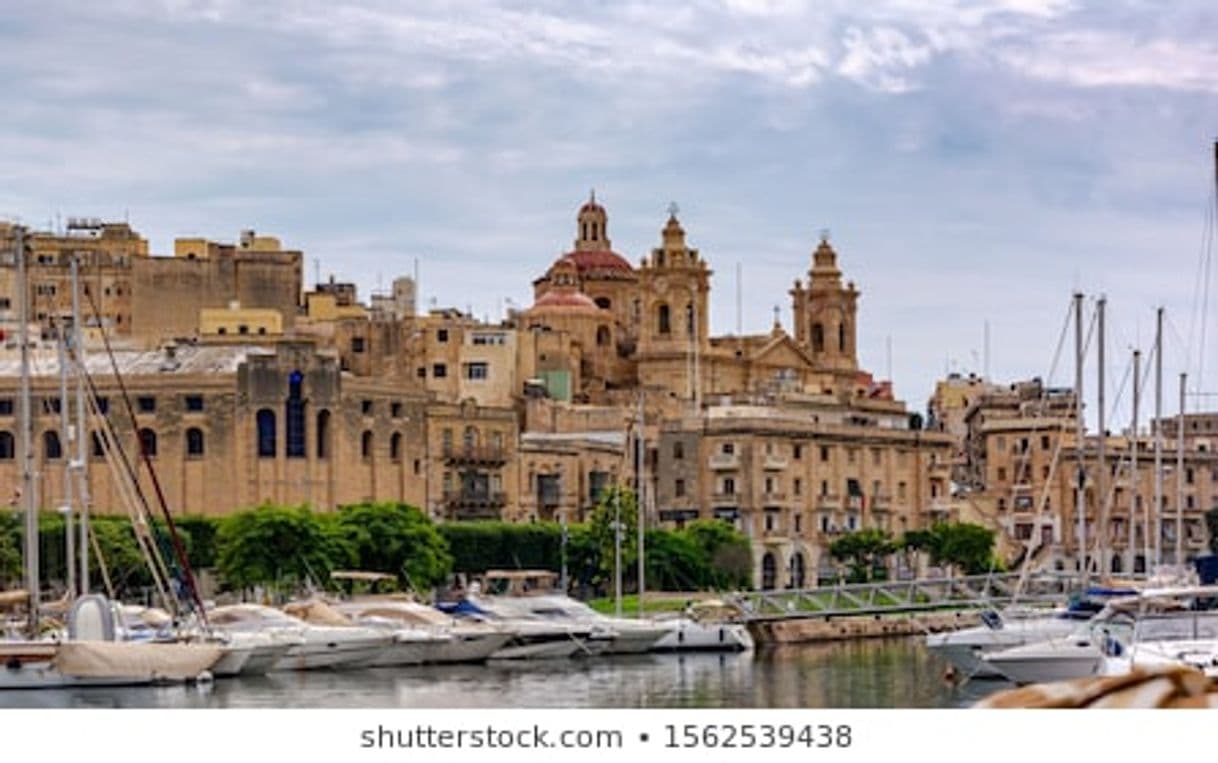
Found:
<box><xmin>0</xmin><ymin>638</ymin><xmax>1007</xmax><ymax>709</ymax></box>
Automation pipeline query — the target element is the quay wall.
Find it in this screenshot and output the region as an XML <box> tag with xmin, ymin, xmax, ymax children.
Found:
<box><xmin>749</xmin><ymin>610</ymin><xmax>982</xmax><ymax>645</ymax></box>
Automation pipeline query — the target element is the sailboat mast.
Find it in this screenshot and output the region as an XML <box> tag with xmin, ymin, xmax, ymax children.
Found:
<box><xmin>1073</xmin><ymin>292</ymin><xmax>1087</xmax><ymax>584</ymax></box>
<box><xmin>16</xmin><ymin>225</ymin><xmax>39</xmax><ymax>634</ymax></box>
<box><xmin>1131</xmin><ymin>349</ymin><xmax>1142</xmax><ymax>574</ymax></box>
<box><xmin>636</xmin><ymin>390</ymin><xmax>645</xmax><ymax>618</ymax></box>
<box><xmin>1153</xmin><ymin>307</ymin><xmax>1163</xmax><ymax>568</ymax></box>
<box><xmin>1176</xmin><ymin>372</ymin><xmax>1185</xmax><ymax>565</ymax></box>
<box><xmin>1096</xmin><ymin>296</ymin><xmax>1107</xmax><ymax>573</ymax></box>
<box><xmin>56</xmin><ymin>318</ymin><xmax>75</xmax><ymax>598</ymax></box>
<box><xmin>71</xmin><ymin>255</ymin><xmax>90</xmax><ymax>593</ymax></box>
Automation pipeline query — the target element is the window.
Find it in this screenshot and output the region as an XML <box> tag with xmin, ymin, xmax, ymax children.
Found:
<box><xmin>820</xmin><ymin>445</ymin><xmax>830</xmax><ymax>462</ymax></box>
<box><xmin>186</xmin><ymin>427</ymin><xmax>205</xmax><ymax>457</ymax></box>
<box><xmin>0</xmin><ymin>399</ymin><xmax>12</xmax><ymax>416</ymax></box>
<box><xmin>256</xmin><ymin>409</ymin><xmax>276</xmax><ymax>458</ymax></box>
<box><xmin>91</xmin><ymin>431</ymin><xmax>105</xmax><ymax>458</ymax></box>
<box><xmin>794</xmin><ymin>478</ymin><xmax>802</xmax><ymax>496</ymax></box>
<box><xmin>1187</xmin><ymin>468</ymin><xmax>1195</xmax><ymax>485</ymax></box>
<box><xmin>722</xmin><ymin>477</ymin><xmax>736</xmax><ymax>495</ymax></box>
<box><xmin>838</xmin><ymin>323</ymin><xmax>846</xmax><ymax>352</ymax></box>
<box><xmin>898</xmin><ymin>481</ymin><xmax>907</xmax><ymax>500</ymax></box>
<box><xmin>463</xmin><ymin>362</ymin><xmax>489</xmax><ymax>380</ymax></box>
<box><xmin>413</xmin><ymin>459</ymin><xmax>421</xmax><ymax>475</ymax></box>
<box><xmin>812</xmin><ymin>323</ymin><xmax>824</xmax><ymax>353</ymax></box>
<box><xmin>675</xmin><ymin>479</ymin><xmax>686</xmax><ymax>498</ymax></box>
<box><xmin>596</xmin><ymin>325</ymin><xmax>610</xmax><ymax>346</ymax></box>
<box><xmin>351</xmin><ymin>336</ymin><xmax>366</xmax><ymax>353</ymax></box>
<box><xmin>594</xmin><ymin>297</ymin><xmax>611</xmax><ymax>310</ymax></box>
<box><xmin>442</xmin><ymin>428</ymin><xmax>453</xmax><ymax>452</ymax></box>
<box><xmin>847</xmin><ymin>448</ymin><xmax>856</xmax><ymax>464</ymax></box>
<box><xmin>390</xmin><ymin>432</ymin><xmax>402</xmax><ymax>461</ymax></box>
<box><xmin>1041</xmin><ymin>435</ymin><xmax>1051</xmax><ymax>451</ymax></box>
<box><xmin>722</xmin><ymin>442</ymin><xmax>735</xmax><ymax>455</ymax></box>
<box><xmin>316</xmin><ymin>410</ymin><xmax>331</xmax><ymax>459</ymax></box>
<box><xmin>433</xmin><ymin>363</ymin><xmax>447</xmax><ymax>378</ymax></box>
<box><xmin>471</xmin><ymin>333</ymin><xmax>507</xmax><ymax>346</ymax></box>
<box><xmin>794</xmin><ymin>444</ymin><xmax>802</xmax><ymax>460</ymax></box>
<box><xmin>997</xmin><ymin>467</ymin><xmax>1007</xmax><ymax>481</ymax></box>
<box><xmin>391</xmin><ymin>402</ymin><xmax>403</xmax><ymax>418</ymax></box>
<box><xmin>463</xmin><ymin>426</ymin><xmax>478</xmax><ymax>449</ymax></box>
<box><xmin>0</xmin><ymin>431</ymin><xmax>13</xmax><ymax>459</ymax></box>
<box><xmin>361</xmin><ymin>430</ymin><xmax>373</xmax><ymax>460</ymax></box>
<box><xmin>417</xmin><ymin>367</ymin><xmax>426</xmax><ymax>379</ymax></box>
<box><xmin>657</xmin><ymin>304</ymin><xmax>671</xmax><ymax>335</ymax></box>
<box><xmin>184</xmin><ymin>395</ymin><xmax>204</xmax><ymax>412</ymax></box>
<box><xmin>437</xmin><ymin>329</ymin><xmax>449</xmax><ymax>343</ymax></box>
<box><xmin>673</xmin><ymin>441</ymin><xmax>684</xmax><ymax>460</ymax></box>
<box><xmin>285</xmin><ymin>370</ymin><xmax>306</xmax><ymax>459</ymax></box>
<box><xmin>137</xmin><ymin>396</ymin><xmax>156</xmax><ymax>413</ymax></box>
<box><xmin>794</xmin><ymin>514</ymin><xmax>803</xmax><ymax>534</ymax></box>
<box><xmin>43</xmin><ymin>431</ymin><xmax>62</xmax><ymax>460</ymax></box>
<box><xmin>138</xmin><ymin>428</ymin><xmax>157</xmax><ymax>457</ymax></box>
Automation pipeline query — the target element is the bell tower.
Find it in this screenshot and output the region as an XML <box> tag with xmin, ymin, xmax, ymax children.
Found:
<box><xmin>791</xmin><ymin>232</ymin><xmax>859</xmax><ymax>372</ymax></box>
<box><xmin>575</xmin><ymin>190</ymin><xmax>610</xmax><ymax>251</ymax></box>
<box><xmin>637</xmin><ymin>205</ymin><xmax>711</xmax><ymax>402</ymax></box>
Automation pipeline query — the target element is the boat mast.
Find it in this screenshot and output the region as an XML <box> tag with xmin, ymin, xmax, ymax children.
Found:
<box><xmin>1096</xmin><ymin>296</ymin><xmax>1107</xmax><ymax>574</ymax></box>
<box><xmin>636</xmin><ymin>389</ymin><xmax>645</xmax><ymax>618</ymax></box>
<box><xmin>56</xmin><ymin>317</ymin><xmax>74</xmax><ymax>598</ymax></box>
<box><xmin>1153</xmin><ymin>307</ymin><xmax>1163</xmax><ymax>568</ymax></box>
<box><xmin>1176</xmin><ymin>372</ymin><xmax>1185</xmax><ymax>565</ymax></box>
<box><xmin>71</xmin><ymin>254</ymin><xmax>90</xmax><ymax>593</ymax></box>
<box><xmin>16</xmin><ymin>225</ymin><xmax>39</xmax><ymax>634</ymax></box>
<box><xmin>1131</xmin><ymin>349</ymin><xmax>1141</xmax><ymax>574</ymax></box>
<box><xmin>1073</xmin><ymin>292</ymin><xmax>1087</xmax><ymax>585</ymax></box>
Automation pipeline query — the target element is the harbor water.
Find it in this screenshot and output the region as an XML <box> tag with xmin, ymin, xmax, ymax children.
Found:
<box><xmin>0</xmin><ymin>637</ymin><xmax>1009</xmax><ymax>709</ymax></box>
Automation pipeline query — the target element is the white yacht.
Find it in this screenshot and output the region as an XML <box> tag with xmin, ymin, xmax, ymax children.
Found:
<box><xmin>652</xmin><ymin>601</ymin><xmax>755</xmax><ymax>652</ymax></box>
<box><xmin>207</xmin><ymin>604</ymin><xmax>389</xmax><ymax>671</ymax></box>
<box><xmin>283</xmin><ymin>599</ymin><xmax>457</xmax><ymax>667</ymax></box>
<box><xmin>983</xmin><ymin>586</ymin><xmax>1218</xmax><ymax>685</ymax></box>
<box><xmin>334</xmin><ymin>599</ymin><xmax>513</xmax><ymax>664</ymax></box>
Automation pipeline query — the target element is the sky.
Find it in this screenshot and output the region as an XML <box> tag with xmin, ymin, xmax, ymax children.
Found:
<box><xmin>2</xmin><ymin>0</ymin><xmax>1218</xmax><ymax>426</ymax></box>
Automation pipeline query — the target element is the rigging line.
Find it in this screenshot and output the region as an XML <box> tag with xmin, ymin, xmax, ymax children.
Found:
<box><xmin>1185</xmin><ymin>193</ymin><xmax>1211</xmax><ymax>364</ymax></box>
<box><xmin>83</xmin><ymin>289</ymin><xmax>208</xmax><ymax>628</ymax></box>
<box><xmin>1198</xmin><ymin>189</ymin><xmax>1216</xmax><ymax>403</ymax></box>
<box><xmin>1106</xmin><ymin>354</ymin><xmax>1134</xmax><ymax>427</ymax></box>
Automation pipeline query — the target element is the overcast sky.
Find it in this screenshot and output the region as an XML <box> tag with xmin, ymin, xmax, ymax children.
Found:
<box><xmin>3</xmin><ymin>0</ymin><xmax>1217</xmax><ymax>425</ymax></box>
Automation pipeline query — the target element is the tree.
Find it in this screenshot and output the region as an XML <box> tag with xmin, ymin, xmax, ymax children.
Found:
<box><xmin>587</xmin><ymin>485</ymin><xmax>639</xmax><ymax>592</ymax></box>
<box><xmin>679</xmin><ymin>519</ymin><xmax>753</xmax><ymax>589</ymax></box>
<box><xmin>643</xmin><ymin>529</ymin><xmax>709</xmax><ymax>591</ymax></box>
<box><xmin>0</xmin><ymin>511</ymin><xmax>21</xmax><ymax>588</ymax></box>
<box><xmin>907</xmin><ymin>522</ymin><xmax>998</xmax><ymax>576</ymax></box>
<box><xmin>215</xmin><ymin>504</ymin><xmax>354</xmax><ymax>593</ymax></box>
<box><xmin>335</xmin><ymin>502</ymin><xmax>452</xmax><ymax>591</ymax></box>
<box><xmin>830</xmin><ymin>528</ymin><xmax>897</xmax><ymax>582</ymax></box>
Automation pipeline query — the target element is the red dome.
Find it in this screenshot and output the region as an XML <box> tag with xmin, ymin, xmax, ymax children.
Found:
<box><xmin>560</xmin><ymin>250</ymin><xmax>634</xmax><ymax>274</ymax></box>
<box><xmin>528</xmin><ymin>289</ymin><xmax>602</xmax><ymax>313</ymax></box>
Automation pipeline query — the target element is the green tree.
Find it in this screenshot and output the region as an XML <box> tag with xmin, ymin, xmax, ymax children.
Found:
<box><xmin>829</xmin><ymin>528</ymin><xmax>897</xmax><ymax>582</ymax></box>
<box><xmin>679</xmin><ymin>519</ymin><xmax>753</xmax><ymax>589</ymax></box>
<box><xmin>0</xmin><ymin>511</ymin><xmax>22</xmax><ymax>588</ymax></box>
<box><xmin>587</xmin><ymin>485</ymin><xmax>638</xmax><ymax>591</ymax></box>
<box><xmin>907</xmin><ymin>522</ymin><xmax>998</xmax><ymax>576</ymax></box>
<box><xmin>335</xmin><ymin>502</ymin><xmax>452</xmax><ymax>591</ymax></box>
<box><xmin>643</xmin><ymin>529</ymin><xmax>708</xmax><ymax>591</ymax></box>
<box><xmin>215</xmin><ymin>504</ymin><xmax>354</xmax><ymax>593</ymax></box>
<box><xmin>1206</xmin><ymin>508</ymin><xmax>1218</xmax><ymax>554</ymax></box>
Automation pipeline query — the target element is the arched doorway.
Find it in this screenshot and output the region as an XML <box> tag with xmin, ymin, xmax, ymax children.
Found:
<box><xmin>761</xmin><ymin>552</ymin><xmax>777</xmax><ymax>590</ymax></box>
<box><xmin>790</xmin><ymin>552</ymin><xmax>807</xmax><ymax>589</ymax></box>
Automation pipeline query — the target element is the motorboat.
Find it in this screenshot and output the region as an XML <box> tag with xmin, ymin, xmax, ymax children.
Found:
<box><xmin>984</xmin><ymin>585</ymin><xmax>1218</xmax><ymax>685</ymax></box>
<box><xmin>283</xmin><ymin>599</ymin><xmax>454</xmax><ymax>667</ymax></box>
<box><xmin>333</xmin><ymin>599</ymin><xmax>513</xmax><ymax>664</ymax></box>
<box><xmin>652</xmin><ymin>601</ymin><xmax>755</xmax><ymax>652</ymax></box>
<box><xmin>926</xmin><ymin>586</ymin><xmax>1136</xmax><ymax>679</ymax></box>
<box><xmin>207</xmin><ymin>604</ymin><xmax>389</xmax><ymax>671</ymax></box>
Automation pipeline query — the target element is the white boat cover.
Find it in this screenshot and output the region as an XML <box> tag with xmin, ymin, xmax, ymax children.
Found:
<box><xmin>51</xmin><ymin>641</ymin><xmax>222</xmax><ymax>680</ymax></box>
<box><xmin>282</xmin><ymin>600</ymin><xmax>355</xmax><ymax>627</ymax></box>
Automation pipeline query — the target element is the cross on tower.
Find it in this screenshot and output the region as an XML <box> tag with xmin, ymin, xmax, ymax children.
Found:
<box><xmin>772</xmin><ymin>304</ymin><xmax>781</xmax><ymax>325</ymax></box>
<box><xmin>819</xmin><ymin>228</ymin><xmax>831</xmax><ymax>243</ymax></box>
<box><xmin>668</xmin><ymin>201</ymin><xmax>679</xmax><ymax>218</ymax></box>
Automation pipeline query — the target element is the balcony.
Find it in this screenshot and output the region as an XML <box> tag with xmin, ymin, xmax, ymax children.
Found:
<box><xmin>761</xmin><ymin>491</ymin><xmax>787</xmax><ymax>506</ymax></box>
<box><xmin>762</xmin><ymin>454</ymin><xmax>788</xmax><ymax>471</ymax></box>
<box><xmin>712</xmin><ymin>491</ymin><xmax>739</xmax><ymax>504</ymax></box>
<box><xmin>816</xmin><ymin>492</ymin><xmax>841</xmax><ymax>510</ymax></box>
<box><xmin>870</xmin><ymin>494</ymin><xmax>892</xmax><ymax>513</ymax></box>
<box><xmin>709</xmin><ymin>452</ymin><xmax>739</xmax><ymax>470</ymax></box>
<box><xmin>442</xmin><ymin>444</ymin><xmax>508</xmax><ymax>467</ymax></box>
<box><xmin>443</xmin><ymin>490</ymin><xmax>506</xmax><ymax>520</ymax></box>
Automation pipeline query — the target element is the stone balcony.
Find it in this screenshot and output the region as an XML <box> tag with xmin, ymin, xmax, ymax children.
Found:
<box><xmin>708</xmin><ymin>452</ymin><xmax>739</xmax><ymax>470</ymax></box>
<box><xmin>762</xmin><ymin>454</ymin><xmax>789</xmax><ymax>470</ymax></box>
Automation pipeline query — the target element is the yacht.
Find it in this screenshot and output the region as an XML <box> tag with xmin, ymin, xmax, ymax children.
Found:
<box><xmin>652</xmin><ymin>601</ymin><xmax>755</xmax><ymax>652</ymax></box>
<box><xmin>333</xmin><ymin>599</ymin><xmax>513</xmax><ymax>664</ymax></box>
<box><xmin>983</xmin><ymin>586</ymin><xmax>1218</xmax><ymax>685</ymax></box>
<box><xmin>283</xmin><ymin>599</ymin><xmax>456</xmax><ymax>667</ymax></box>
<box><xmin>207</xmin><ymin>604</ymin><xmax>389</xmax><ymax>671</ymax></box>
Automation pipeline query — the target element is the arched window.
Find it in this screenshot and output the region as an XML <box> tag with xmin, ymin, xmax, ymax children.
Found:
<box><xmin>44</xmin><ymin>431</ymin><xmax>62</xmax><ymax>460</ymax></box>
<box><xmin>811</xmin><ymin>323</ymin><xmax>824</xmax><ymax>353</ymax></box>
<box><xmin>285</xmin><ymin>370</ymin><xmax>306</xmax><ymax>459</ymax></box>
<box><xmin>594</xmin><ymin>297</ymin><xmax>611</xmax><ymax>310</ymax></box>
<box><xmin>685</xmin><ymin>303</ymin><xmax>694</xmax><ymax>334</ymax></box>
<box><xmin>838</xmin><ymin>323</ymin><xmax>846</xmax><ymax>352</ymax></box>
<box><xmin>0</xmin><ymin>431</ymin><xmax>13</xmax><ymax>460</ymax></box>
<box><xmin>361</xmin><ymin>430</ymin><xmax>373</xmax><ymax>460</ymax></box>
<box><xmin>256</xmin><ymin>409</ymin><xmax>276</xmax><ymax>458</ymax></box>
<box><xmin>138</xmin><ymin>428</ymin><xmax>157</xmax><ymax>457</ymax></box>
<box><xmin>316</xmin><ymin>409</ymin><xmax>331</xmax><ymax>459</ymax></box>
<box><xmin>390</xmin><ymin>432</ymin><xmax>402</xmax><ymax>461</ymax></box>
<box><xmin>657</xmin><ymin>303</ymin><xmax>671</xmax><ymax>335</ymax></box>
<box><xmin>186</xmin><ymin>427</ymin><xmax>205</xmax><ymax>457</ymax></box>
<box><xmin>463</xmin><ymin>425</ymin><xmax>478</xmax><ymax>450</ymax></box>
<box><xmin>596</xmin><ymin>325</ymin><xmax>611</xmax><ymax>346</ymax></box>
